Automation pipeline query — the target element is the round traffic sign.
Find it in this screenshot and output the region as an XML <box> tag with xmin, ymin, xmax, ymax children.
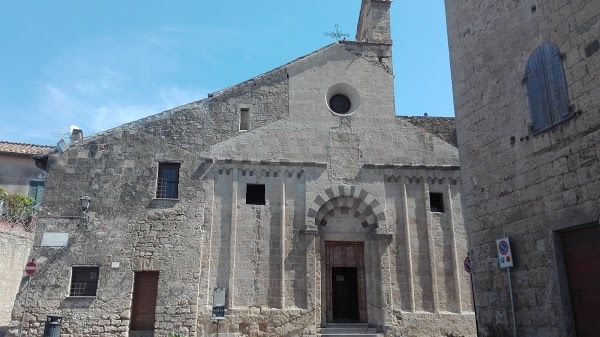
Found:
<box><xmin>464</xmin><ymin>256</ymin><xmax>472</xmax><ymax>273</ymax></box>
<box><xmin>498</xmin><ymin>240</ymin><xmax>509</xmax><ymax>255</ymax></box>
<box><xmin>25</xmin><ymin>261</ymin><xmax>37</xmax><ymax>275</ymax></box>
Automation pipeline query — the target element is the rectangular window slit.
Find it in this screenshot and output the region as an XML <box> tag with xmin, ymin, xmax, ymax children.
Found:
<box><xmin>246</xmin><ymin>184</ymin><xmax>265</xmax><ymax>205</ymax></box>
<box><xmin>429</xmin><ymin>192</ymin><xmax>444</xmax><ymax>212</ymax></box>
<box><xmin>240</xmin><ymin>108</ymin><xmax>250</xmax><ymax>131</ymax></box>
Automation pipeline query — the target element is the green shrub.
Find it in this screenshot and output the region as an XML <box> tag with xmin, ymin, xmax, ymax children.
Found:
<box><xmin>0</xmin><ymin>187</ymin><xmax>35</xmax><ymax>219</ymax></box>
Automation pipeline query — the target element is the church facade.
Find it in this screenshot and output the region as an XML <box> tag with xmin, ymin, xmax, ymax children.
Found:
<box><xmin>11</xmin><ymin>1</ymin><xmax>475</xmax><ymax>336</ymax></box>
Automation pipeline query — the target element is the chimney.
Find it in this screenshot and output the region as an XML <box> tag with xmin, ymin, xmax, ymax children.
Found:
<box><xmin>69</xmin><ymin>125</ymin><xmax>83</xmax><ymax>142</ymax></box>
<box><xmin>356</xmin><ymin>0</ymin><xmax>393</xmax><ymax>44</ymax></box>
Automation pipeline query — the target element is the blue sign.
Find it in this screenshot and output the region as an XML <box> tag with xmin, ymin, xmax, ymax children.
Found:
<box><xmin>496</xmin><ymin>237</ymin><xmax>514</xmax><ymax>268</ymax></box>
<box><xmin>212</xmin><ymin>306</ymin><xmax>225</xmax><ymax>320</ymax></box>
<box><xmin>499</xmin><ymin>240</ymin><xmax>509</xmax><ymax>255</ymax></box>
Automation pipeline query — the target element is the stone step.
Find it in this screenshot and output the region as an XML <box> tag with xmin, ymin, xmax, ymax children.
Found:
<box><xmin>320</xmin><ymin>334</ymin><xmax>380</xmax><ymax>337</ymax></box>
<box><xmin>319</xmin><ymin>323</ymin><xmax>381</xmax><ymax>336</ymax></box>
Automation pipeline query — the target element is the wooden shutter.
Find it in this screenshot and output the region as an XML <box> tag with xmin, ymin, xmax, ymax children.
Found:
<box><xmin>526</xmin><ymin>43</ymin><xmax>570</xmax><ymax>132</ymax></box>
<box><xmin>526</xmin><ymin>47</ymin><xmax>552</xmax><ymax>132</ymax></box>
<box><xmin>131</xmin><ymin>271</ymin><xmax>159</xmax><ymax>331</ymax></box>
<box><xmin>546</xmin><ymin>45</ymin><xmax>570</xmax><ymax>122</ymax></box>
<box><xmin>28</xmin><ymin>181</ymin><xmax>44</xmax><ymax>208</ymax></box>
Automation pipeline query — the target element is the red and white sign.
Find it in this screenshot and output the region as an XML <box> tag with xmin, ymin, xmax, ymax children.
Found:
<box><xmin>24</xmin><ymin>261</ymin><xmax>37</xmax><ymax>275</ymax></box>
<box><xmin>496</xmin><ymin>238</ymin><xmax>514</xmax><ymax>268</ymax></box>
<box><xmin>464</xmin><ymin>256</ymin><xmax>472</xmax><ymax>273</ymax></box>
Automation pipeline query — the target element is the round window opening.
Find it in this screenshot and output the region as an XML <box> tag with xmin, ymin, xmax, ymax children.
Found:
<box><xmin>326</xmin><ymin>83</ymin><xmax>360</xmax><ymax>116</ymax></box>
<box><xmin>329</xmin><ymin>94</ymin><xmax>352</xmax><ymax>114</ymax></box>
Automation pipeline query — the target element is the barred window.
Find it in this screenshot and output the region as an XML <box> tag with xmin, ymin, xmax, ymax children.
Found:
<box><xmin>156</xmin><ymin>163</ymin><xmax>180</xmax><ymax>199</ymax></box>
<box><xmin>70</xmin><ymin>267</ymin><xmax>99</xmax><ymax>296</ymax></box>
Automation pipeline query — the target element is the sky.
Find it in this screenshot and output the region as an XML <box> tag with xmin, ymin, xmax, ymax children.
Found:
<box><xmin>0</xmin><ymin>1</ymin><xmax>454</xmax><ymax>146</ymax></box>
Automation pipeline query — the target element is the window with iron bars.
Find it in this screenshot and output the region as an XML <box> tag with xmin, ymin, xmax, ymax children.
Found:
<box><xmin>156</xmin><ymin>163</ymin><xmax>180</xmax><ymax>199</ymax></box>
<box><xmin>70</xmin><ymin>267</ymin><xmax>100</xmax><ymax>296</ymax></box>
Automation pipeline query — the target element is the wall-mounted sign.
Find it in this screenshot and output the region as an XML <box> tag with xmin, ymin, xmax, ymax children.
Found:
<box><xmin>496</xmin><ymin>237</ymin><xmax>514</xmax><ymax>268</ymax></box>
<box><xmin>41</xmin><ymin>233</ymin><xmax>69</xmax><ymax>248</ymax></box>
<box><xmin>464</xmin><ymin>256</ymin><xmax>472</xmax><ymax>273</ymax></box>
<box><xmin>212</xmin><ymin>306</ymin><xmax>225</xmax><ymax>320</ymax></box>
<box><xmin>25</xmin><ymin>261</ymin><xmax>37</xmax><ymax>275</ymax></box>
<box><xmin>213</xmin><ymin>287</ymin><xmax>226</xmax><ymax>306</ymax></box>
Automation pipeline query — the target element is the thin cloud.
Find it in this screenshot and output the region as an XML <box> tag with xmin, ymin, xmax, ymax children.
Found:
<box><xmin>2</xmin><ymin>26</ymin><xmax>214</xmax><ymax>144</ymax></box>
<box><xmin>36</xmin><ymin>81</ymin><xmax>209</xmax><ymax>139</ymax></box>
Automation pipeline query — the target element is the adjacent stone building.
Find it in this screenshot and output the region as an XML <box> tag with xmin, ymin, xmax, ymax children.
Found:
<box><xmin>446</xmin><ymin>0</ymin><xmax>599</xmax><ymax>336</ymax></box>
<box><xmin>0</xmin><ymin>141</ymin><xmax>52</xmax><ymax>334</ymax></box>
<box><xmin>10</xmin><ymin>1</ymin><xmax>476</xmax><ymax>336</ymax></box>
<box><xmin>0</xmin><ymin>141</ymin><xmax>52</xmax><ymax>206</ymax></box>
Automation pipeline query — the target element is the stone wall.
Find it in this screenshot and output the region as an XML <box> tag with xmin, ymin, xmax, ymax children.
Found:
<box><xmin>0</xmin><ymin>226</ymin><xmax>33</xmax><ymax>331</ymax></box>
<box><xmin>397</xmin><ymin>116</ymin><xmax>457</xmax><ymax>146</ymax></box>
<box><xmin>10</xmin><ymin>8</ymin><xmax>475</xmax><ymax>336</ymax></box>
<box><xmin>445</xmin><ymin>0</ymin><xmax>599</xmax><ymax>335</ymax></box>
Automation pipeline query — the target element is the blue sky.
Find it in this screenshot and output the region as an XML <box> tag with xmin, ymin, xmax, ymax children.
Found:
<box><xmin>0</xmin><ymin>1</ymin><xmax>453</xmax><ymax>146</ymax></box>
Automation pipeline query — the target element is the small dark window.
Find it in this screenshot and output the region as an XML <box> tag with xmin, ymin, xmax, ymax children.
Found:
<box><xmin>329</xmin><ymin>94</ymin><xmax>351</xmax><ymax>114</ymax></box>
<box><xmin>156</xmin><ymin>163</ymin><xmax>180</xmax><ymax>199</ymax></box>
<box><xmin>246</xmin><ymin>184</ymin><xmax>265</xmax><ymax>205</ymax></box>
<box><xmin>525</xmin><ymin>43</ymin><xmax>570</xmax><ymax>133</ymax></box>
<box><xmin>70</xmin><ymin>267</ymin><xmax>100</xmax><ymax>296</ymax></box>
<box><xmin>429</xmin><ymin>193</ymin><xmax>444</xmax><ymax>212</ymax></box>
<box><xmin>240</xmin><ymin>108</ymin><xmax>250</xmax><ymax>131</ymax></box>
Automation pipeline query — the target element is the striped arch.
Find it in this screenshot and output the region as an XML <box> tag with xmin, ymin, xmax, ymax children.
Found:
<box><xmin>307</xmin><ymin>186</ymin><xmax>386</xmax><ymax>230</ymax></box>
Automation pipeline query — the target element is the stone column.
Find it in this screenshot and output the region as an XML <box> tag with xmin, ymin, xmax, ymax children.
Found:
<box><xmin>228</xmin><ymin>169</ymin><xmax>239</xmax><ymax>307</ymax></box>
<box><xmin>401</xmin><ymin>177</ymin><xmax>416</xmax><ymax>311</ymax></box>
<box><xmin>375</xmin><ymin>230</ymin><xmax>394</xmax><ymax>327</ymax></box>
<box><xmin>447</xmin><ymin>183</ymin><xmax>463</xmax><ymax>312</ymax></box>
<box><xmin>280</xmin><ymin>179</ymin><xmax>286</xmax><ymax>309</ymax></box>
<box><xmin>305</xmin><ymin>225</ymin><xmax>321</xmax><ymax>328</ymax></box>
<box><xmin>423</xmin><ymin>180</ymin><xmax>439</xmax><ymax>314</ymax></box>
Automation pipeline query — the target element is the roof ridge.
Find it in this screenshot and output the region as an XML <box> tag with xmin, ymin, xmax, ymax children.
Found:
<box><xmin>210</xmin><ymin>43</ymin><xmax>337</xmax><ymax>98</ymax></box>
<box><xmin>0</xmin><ymin>140</ymin><xmax>53</xmax><ymax>148</ymax></box>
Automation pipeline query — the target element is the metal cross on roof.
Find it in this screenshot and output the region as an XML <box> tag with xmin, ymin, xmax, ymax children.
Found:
<box><xmin>324</xmin><ymin>24</ymin><xmax>350</xmax><ymax>41</ymax></box>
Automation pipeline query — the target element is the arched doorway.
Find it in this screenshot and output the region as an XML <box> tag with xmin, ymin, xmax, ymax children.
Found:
<box><xmin>310</xmin><ymin>187</ymin><xmax>386</xmax><ymax>324</ymax></box>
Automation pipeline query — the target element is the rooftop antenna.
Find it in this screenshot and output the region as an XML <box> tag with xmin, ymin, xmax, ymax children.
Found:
<box><xmin>52</xmin><ymin>131</ymin><xmax>70</xmax><ymax>138</ymax></box>
<box><xmin>324</xmin><ymin>24</ymin><xmax>350</xmax><ymax>41</ymax></box>
<box><xmin>52</xmin><ymin>125</ymin><xmax>82</xmax><ymax>140</ymax></box>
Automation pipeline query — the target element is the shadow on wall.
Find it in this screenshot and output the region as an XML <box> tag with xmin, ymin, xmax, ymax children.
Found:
<box><xmin>1</xmin><ymin>326</ymin><xmax>8</xmax><ymax>337</ymax></box>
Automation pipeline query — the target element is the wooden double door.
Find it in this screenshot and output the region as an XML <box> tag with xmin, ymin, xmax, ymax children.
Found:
<box><xmin>561</xmin><ymin>225</ymin><xmax>600</xmax><ymax>336</ymax></box>
<box><xmin>325</xmin><ymin>241</ymin><xmax>367</xmax><ymax>322</ymax></box>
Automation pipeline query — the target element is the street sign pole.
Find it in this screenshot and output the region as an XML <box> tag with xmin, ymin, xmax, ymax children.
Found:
<box><xmin>17</xmin><ymin>275</ymin><xmax>31</xmax><ymax>337</ymax></box>
<box><xmin>507</xmin><ymin>266</ymin><xmax>517</xmax><ymax>337</ymax></box>
<box><xmin>497</xmin><ymin>236</ymin><xmax>517</xmax><ymax>337</ymax></box>
<box><xmin>19</xmin><ymin>260</ymin><xmax>37</xmax><ymax>337</ymax></box>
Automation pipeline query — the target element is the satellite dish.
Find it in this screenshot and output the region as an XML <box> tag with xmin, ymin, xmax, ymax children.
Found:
<box><xmin>56</xmin><ymin>139</ymin><xmax>68</xmax><ymax>153</ymax></box>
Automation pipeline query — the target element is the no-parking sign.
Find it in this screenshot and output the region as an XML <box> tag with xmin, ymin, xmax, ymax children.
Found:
<box><xmin>464</xmin><ymin>256</ymin><xmax>472</xmax><ymax>273</ymax></box>
<box><xmin>496</xmin><ymin>238</ymin><xmax>514</xmax><ymax>268</ymax></box>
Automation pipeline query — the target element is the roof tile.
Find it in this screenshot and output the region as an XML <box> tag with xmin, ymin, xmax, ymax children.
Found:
<box><xmin>0</xmin><ymin>141</ymin><xmax>54</xmax><ymax>155</ymax></box>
